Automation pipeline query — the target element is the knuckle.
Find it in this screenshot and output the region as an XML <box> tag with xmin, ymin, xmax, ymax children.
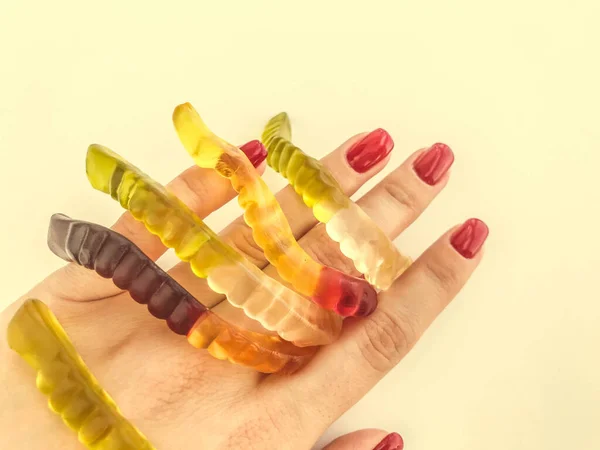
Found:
<box><xmin>168</xmin><ymin>168</ymin><xmax>212</xmax><ymax>213</ymax></box>
<box><xmin>358</xmin><ymin>307</ymin><xmax>419</xmax><ymax>373</ymax></box>
<box><xmin>422</xmin><ymin>255</ymin><xmax>462</xmax><ymax>295</ymax></box>
<box><xmin>114</xmin><ymin>212</ymin><xmax>144</xmax><ymax>239</ymax></box>
<box><xmin>222</xmin><ymin>221</ymin><xmax>266</xmax><ymax>266</ymax></box>
<box><xmin>380</xmin><ymin>178</ymin><xmax>421</xmax><ymax>217</ymax></box>
<box><xmin>301</xmin><ymin>225</ymin><xmax>359</xmax><ymax>275</ymax></box>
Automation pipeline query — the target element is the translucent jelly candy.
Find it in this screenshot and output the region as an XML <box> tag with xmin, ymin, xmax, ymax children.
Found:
<box><xmin>47</xmin><ymin>213</ymin><xmax>316</xmax><ymax>373</ymax></box>
<box><xmin>6</xmin><ymin>299</ymin><xmax>156</xmax><ymax>450</ymax></box>
<box><xmin>262</xmin><ymin>113</ymin><xmax>412</xmax><ymax>290</ymax></box>
<box><xmin>172</xmin><ymin>103</ymin><xmax>378</xmax><ymax>317</ymax></box>
<box><xmin>85</xmin><ymin>144</ymin><xmax>341</xmax><ymax>347</ymax></box>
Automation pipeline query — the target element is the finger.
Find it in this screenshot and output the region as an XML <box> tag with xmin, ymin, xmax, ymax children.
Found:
<box><xmin>48</xmin><ymin>141</ymin><xmax>267</xmax><ymax>302</ymax></box>
<box><xmin>285</xmin><ymin>219</ymin><xmax>489</xmax><ymax>421</ymax></box>
<box><xmin>323</xmin><ymin>431</ymin><xmax>404</xmax><ymax>450</ymax></box>
<box><xmin>358</xmin><ymin>142</ymin><xmax>454</xmax><ymax>239</ymax></box>
<box><xmin>168</xmin><ymin>130</ymin><xmax>394</xmax><ymax>301</ymax></box>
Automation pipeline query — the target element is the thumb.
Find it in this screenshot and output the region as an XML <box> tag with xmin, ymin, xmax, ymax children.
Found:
<box><xmin>322</xmin><ymin>430</ymin><xmax>404</xmax><ymax>450</ymax></box>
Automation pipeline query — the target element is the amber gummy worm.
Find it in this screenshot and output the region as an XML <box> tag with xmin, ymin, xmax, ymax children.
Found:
<box><xmin>6</xmin><ymin>299</ymin><xmax>156</xmax><ymax>449</ymax></box>
<box><xmin>47</xmin><ymin>213</ymin><xmax>316</xmax><ymax>373</ymax></box>
<box><xmin>85</xmin><ymin>144</ymin><xmax>341</xmax><ymax>347</ymax></box>
<box><xmin>261</xmin><ymin>112</ymin><xmax>412</xmax><ymax>291</ymax></box>
<box><xmin>172</xmin><ymin>102</ymin><xmax>378</xmax><ymax>317</ymax></box>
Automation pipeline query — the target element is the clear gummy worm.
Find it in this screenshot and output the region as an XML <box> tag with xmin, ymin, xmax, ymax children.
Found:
<box><xmin>85</xmin><ymin>144</ymin><xmax>341</xmax><ymax>347</ymax></box>
<box><xmin>261</xmin><ymin>112</ymin><xmax>412</xmax><ymax>291</ymax></box>
<box><xmin>172</xmin><ymin>102</ymin><xmax>378</xmax><ymax>317</ymax></box>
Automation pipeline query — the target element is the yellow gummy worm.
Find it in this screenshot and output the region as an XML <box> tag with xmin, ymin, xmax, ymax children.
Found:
<box><xmin>85</xmin><ymin>144</ymin><xmax>341</xmax><ymax>346</ymax></box>
<box><xmin>6</xmin><ymin>299</ymin><xmax>155</xmax><ymax>450</ymax></box>
<box><xmin>172</xmin><ymin>103</ymin><xmax>378</xmax><ymax>317</ymax></box>
<box><xmin>262</xmin><ymin>113</ymin><xmax>412</xmax><ymax>291</ymax></box>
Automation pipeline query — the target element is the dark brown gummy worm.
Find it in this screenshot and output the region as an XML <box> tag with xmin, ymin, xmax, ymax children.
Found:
<box><xmin>46</xmin><ymin>213</ymin><xmax>317</xmax><ymax>374</ymax></box>
<box><xmin>47</xmin><ymin>213</ymin><xmax>207</xmax><ymax>335</ymax></box>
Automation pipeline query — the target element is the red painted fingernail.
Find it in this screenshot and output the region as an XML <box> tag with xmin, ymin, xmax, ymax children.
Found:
<box><xmin>451</xmin><ymin>218</ymin><xmax>489</xmax><ymax>258</ymax></box>
<box><xmin>413</xmin><ymin>143</ymin><xmax>454</xmax><ymax>185</ymax></box>
<box><xmin>239</xmin><ymin>140</ymin><xmax>267</xmax><ymax>167</ymax></box>
<box><xmin>346</xmin><ymin>128</ymin><xmax>394</xmax><ymax>173</ymax></box>
<box><xmin>373</xmin><ymin>432</ymin><xmax>404</xmax><ymax>450</ymax></box>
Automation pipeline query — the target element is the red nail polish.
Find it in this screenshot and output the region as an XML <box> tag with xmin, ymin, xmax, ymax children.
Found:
<box><xmin>346</xmin><ymin>128</ymin><xmax>394</xmax><ymax>173</ymax></box>
<box><xmin>239</xmin><ymin>140</ymin><xmax>267</xmax><ymax>168</ymax></box>
<box><xmin>451</xmin><ymin>218</ymin><xmax>489</xmax><ymax>259</ymax></box>
<box><xmin>373</xmin><ymin>432</ymin><xmax>404</xmax><ymax>450</ymax></box>
<box><xmin>413</xmin><ymin>143</ymin><xmax>454</xmax><ymax>185</ymax></box>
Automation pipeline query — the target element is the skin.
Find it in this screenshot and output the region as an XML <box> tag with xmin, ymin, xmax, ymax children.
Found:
<box><xmin>0</xmin><ymin>133</ymin><xmax>484</xmax><ymax>450</ymax></box>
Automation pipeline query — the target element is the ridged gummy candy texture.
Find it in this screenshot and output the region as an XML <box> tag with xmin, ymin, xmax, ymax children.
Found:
<box><xmin>262</xmin><ymin>112</ymin><xmax>412</xmax><ymax>290</ymax></box>
<box><xmin>172</xmin><ymin>102</ymin><xmax>377</xmax><ymax>317</ymax></box>
<box><xmin>6</xmin><ymin>299</ymin><xmax>156</xmax><ymax>450</ymax></box>
<box><xmin>85</xmin><ymin>144</ymin><xmax>341</xmax><ymax>347</ymax></box>
<box><xmin>47</xmin><ymin>214</ymin><xmax>316</xmax><ymax>373</ymax></box>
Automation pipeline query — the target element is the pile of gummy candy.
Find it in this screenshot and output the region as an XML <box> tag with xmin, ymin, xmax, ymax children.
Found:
<box><xmin>6</xmin><ymin>103</ymin><xmax>412</xmax><ymax>449</ymax></box>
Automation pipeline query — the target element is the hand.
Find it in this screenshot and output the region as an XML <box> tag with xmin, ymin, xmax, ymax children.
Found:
<box><xmin>0</xmin><ymin>131</ymin><xmax>486</xmax><ymax>450</ymax></box>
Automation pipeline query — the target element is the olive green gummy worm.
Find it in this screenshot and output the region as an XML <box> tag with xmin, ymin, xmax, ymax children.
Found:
<box><xmin>84</xmin><ymin>143</ymin><xmax>341</xmax><ymax>347</ymax></box>
<box><xmin>262</xmin><ymin>112</ymin><xmax>412</xmax><ymax>291</ymax></box>
<box><xmin>7</xmin><ymin>299</ymin><xmax>155</xmax><ymax>449</ymax></box>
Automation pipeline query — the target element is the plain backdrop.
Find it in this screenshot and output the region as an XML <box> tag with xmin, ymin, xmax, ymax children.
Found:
<box><xmin>1</xmin><ymin>1</ymin><xmax>599</xmax><ymax>449</ymax></box>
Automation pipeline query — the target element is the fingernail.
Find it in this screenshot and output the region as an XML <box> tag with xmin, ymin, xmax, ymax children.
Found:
<box><xmin>239</xmin><ymin>140</ymin><xmax>267</xmax><ymax>167</ymax></box>
<box><xmin>373</xmin><ymin>432</ymin><xmax>404</xmax><ymax>450</ymax></box>
<box><xmin>346</xmin><ymin>128</ymin><xmax>394</xmax><ymax>173</ymax></box>
<box><xmin>413</xmin><ymin>143</ymin><xmax>454</xmax><ymax>185</ymax></box>
<box><xmin>451</xmin><ymin>218</ymin><xmax>489</xmax><ymax>258</ymax></box>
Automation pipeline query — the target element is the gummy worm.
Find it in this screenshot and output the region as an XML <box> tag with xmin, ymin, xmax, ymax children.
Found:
<box><xmin>261</xmin><ymin>113</ymin><xmax>412</xmax><ymax>291</ymax></box>
<box><xmin>47</xmin><ymin>213</ymin><xmax>316</xmax><ymax>374</ymax></box>
<box><xmin>85</xmin><ymin>144</ymin><xmax>341</xmax><ymax>347</ymax></box>
<box><xmin>6</xmin><ymin>299</ymin><xmax>156</xmax><ymax>449</ymax></box>
<box><xmin>172</xmin><ymin>102</ymin><xmax>378</xmax><ymax>317</ymax></box>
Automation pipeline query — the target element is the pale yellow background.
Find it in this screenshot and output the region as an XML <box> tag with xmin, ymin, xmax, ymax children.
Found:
<box><xmin>1</xmin><ymin>1</ymin><xmax>599</xmax><ymax>449</ymax></box>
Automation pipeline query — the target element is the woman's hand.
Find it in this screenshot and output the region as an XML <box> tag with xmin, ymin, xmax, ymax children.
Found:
<box><xmin>0</xmin><ymin>130</ymin><xmax>487</xmax><ymax>450</ymax></box>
